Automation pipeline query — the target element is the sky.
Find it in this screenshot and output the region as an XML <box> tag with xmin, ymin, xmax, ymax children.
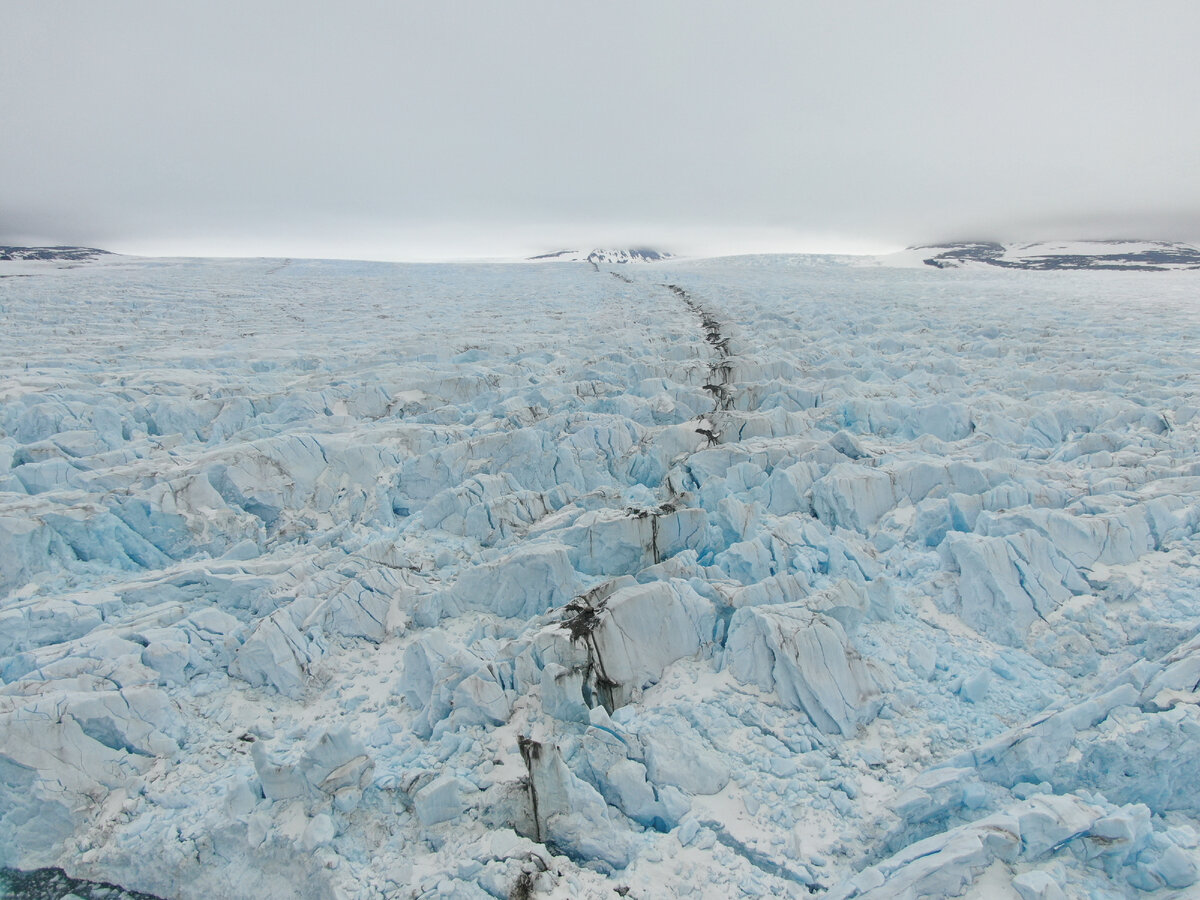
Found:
<box><xmin>3</xmin><ymin>2</ymin><xmax>1200</xmax><ymax>260</ymax></box>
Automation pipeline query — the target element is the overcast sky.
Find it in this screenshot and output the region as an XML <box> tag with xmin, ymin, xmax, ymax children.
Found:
<box><xmin>3</xmin><ymin>2</ymin><xmax>1200</xmax><ymax>259</ymax></box>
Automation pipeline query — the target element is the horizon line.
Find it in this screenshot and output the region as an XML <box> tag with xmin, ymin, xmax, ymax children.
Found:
<box><xmin>5</xmin><ymin>236</ymin><xmax>1198</xmax><ymax>267</ymax></box>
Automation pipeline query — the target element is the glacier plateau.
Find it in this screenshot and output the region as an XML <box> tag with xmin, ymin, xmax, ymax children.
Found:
<box><xmin>2</xmin><ymin>252</ymin><xmax>1200</xmax><ymax>898</ymax></box>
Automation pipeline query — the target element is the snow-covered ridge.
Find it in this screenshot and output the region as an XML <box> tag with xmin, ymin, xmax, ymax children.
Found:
<box><xmin>0</xmin><ymin>245</ymin><xmax>112</xmax><ymax>262</ymax></box>
<box><xmin>3</xmin><ymin>255</ymin><xmax>1200</xmax><ymax>897</ymax></box>
<box><xmin>528</xmin><ymin>247</ymin><xmax>673</xmax><ymax>264</ymax></box>
<box><xmin>878</xmin><ymin>240</ymin><xmax>1200</xmax><ymax>270</ymax></box>
<box><xmin>0</xmin><ymin>246</ymin><xmax>123</xmax><ymax>279</ymax></box>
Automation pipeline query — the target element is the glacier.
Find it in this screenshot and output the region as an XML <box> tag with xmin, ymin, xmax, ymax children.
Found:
<box><xmin>2</xmin><ymin>251</ymin><xmax>1200</xmax><ymax>898</ymax></box>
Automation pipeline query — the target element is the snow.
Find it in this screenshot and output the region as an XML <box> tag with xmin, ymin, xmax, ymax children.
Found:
<box><xmin>3</xmin><ymin>252</ymin><xmax>1200</xmax><ymax>897</ymax></box>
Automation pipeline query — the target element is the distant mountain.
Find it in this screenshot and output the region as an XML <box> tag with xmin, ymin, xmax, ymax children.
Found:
<box><xmin>889</xmin><ymin>241</ymin><xmax>1200</xmax><ymax>271</ymax></box>
<box><xmin>528</xmin><ymin>247</ymin><xmax>673</xmax><ymax>264</ymax></box>
<box><xmin>526</xmin><ymin>249</ymin><xmax>583</xmax><ymax>260</ymax></box>
<box><xmin>0</xmin><ymin>246</ymin><xmax>112</xmax><ymax>262</ymax></box>
<box><xmin>586</xmin><ymin>248</ymin><xmax>672</xmax><ymax>264</ymax></box>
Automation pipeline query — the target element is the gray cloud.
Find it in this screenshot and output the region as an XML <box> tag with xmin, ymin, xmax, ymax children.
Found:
<box><xmin>4</xmin><ymin>1</ymin><xmax>1200</xmax><ymax>257</ymax></box>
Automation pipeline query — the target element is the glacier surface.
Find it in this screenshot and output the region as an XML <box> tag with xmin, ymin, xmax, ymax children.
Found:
<box><xmin>3</xmin><ymin>253</ymin><xmax>1200</xmax><ymax>898</ymax></box>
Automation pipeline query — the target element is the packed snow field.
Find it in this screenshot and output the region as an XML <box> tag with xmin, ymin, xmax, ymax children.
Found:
<box><xmin>3</xmin><ymin>253</ymin><xmax>1200</xmax><ymax>899</ymax></box>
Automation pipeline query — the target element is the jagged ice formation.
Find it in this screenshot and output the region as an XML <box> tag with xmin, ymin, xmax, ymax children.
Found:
<box><xmin>2</xmin><ymin>253</ymin><xmax>1200</xmax><ymax>898</ymax></box>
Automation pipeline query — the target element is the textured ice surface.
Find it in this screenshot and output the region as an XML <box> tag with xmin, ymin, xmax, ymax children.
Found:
<box><xmin>3</xmin><ymin>253</ymin><xmax>1200</xmax><ymax>898</ymax></box>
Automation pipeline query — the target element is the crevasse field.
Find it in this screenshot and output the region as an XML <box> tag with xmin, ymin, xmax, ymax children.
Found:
<box><xmin>3</xmin><ymin>255</ymin><xmax>1200</xmax><ymax>899</ymax></box>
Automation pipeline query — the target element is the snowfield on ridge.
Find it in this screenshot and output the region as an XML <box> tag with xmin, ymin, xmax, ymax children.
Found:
<box><xmin>3</xmin><ymin>254</ymin><xmax>1200</xmax><ymax>898</ymax></box>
